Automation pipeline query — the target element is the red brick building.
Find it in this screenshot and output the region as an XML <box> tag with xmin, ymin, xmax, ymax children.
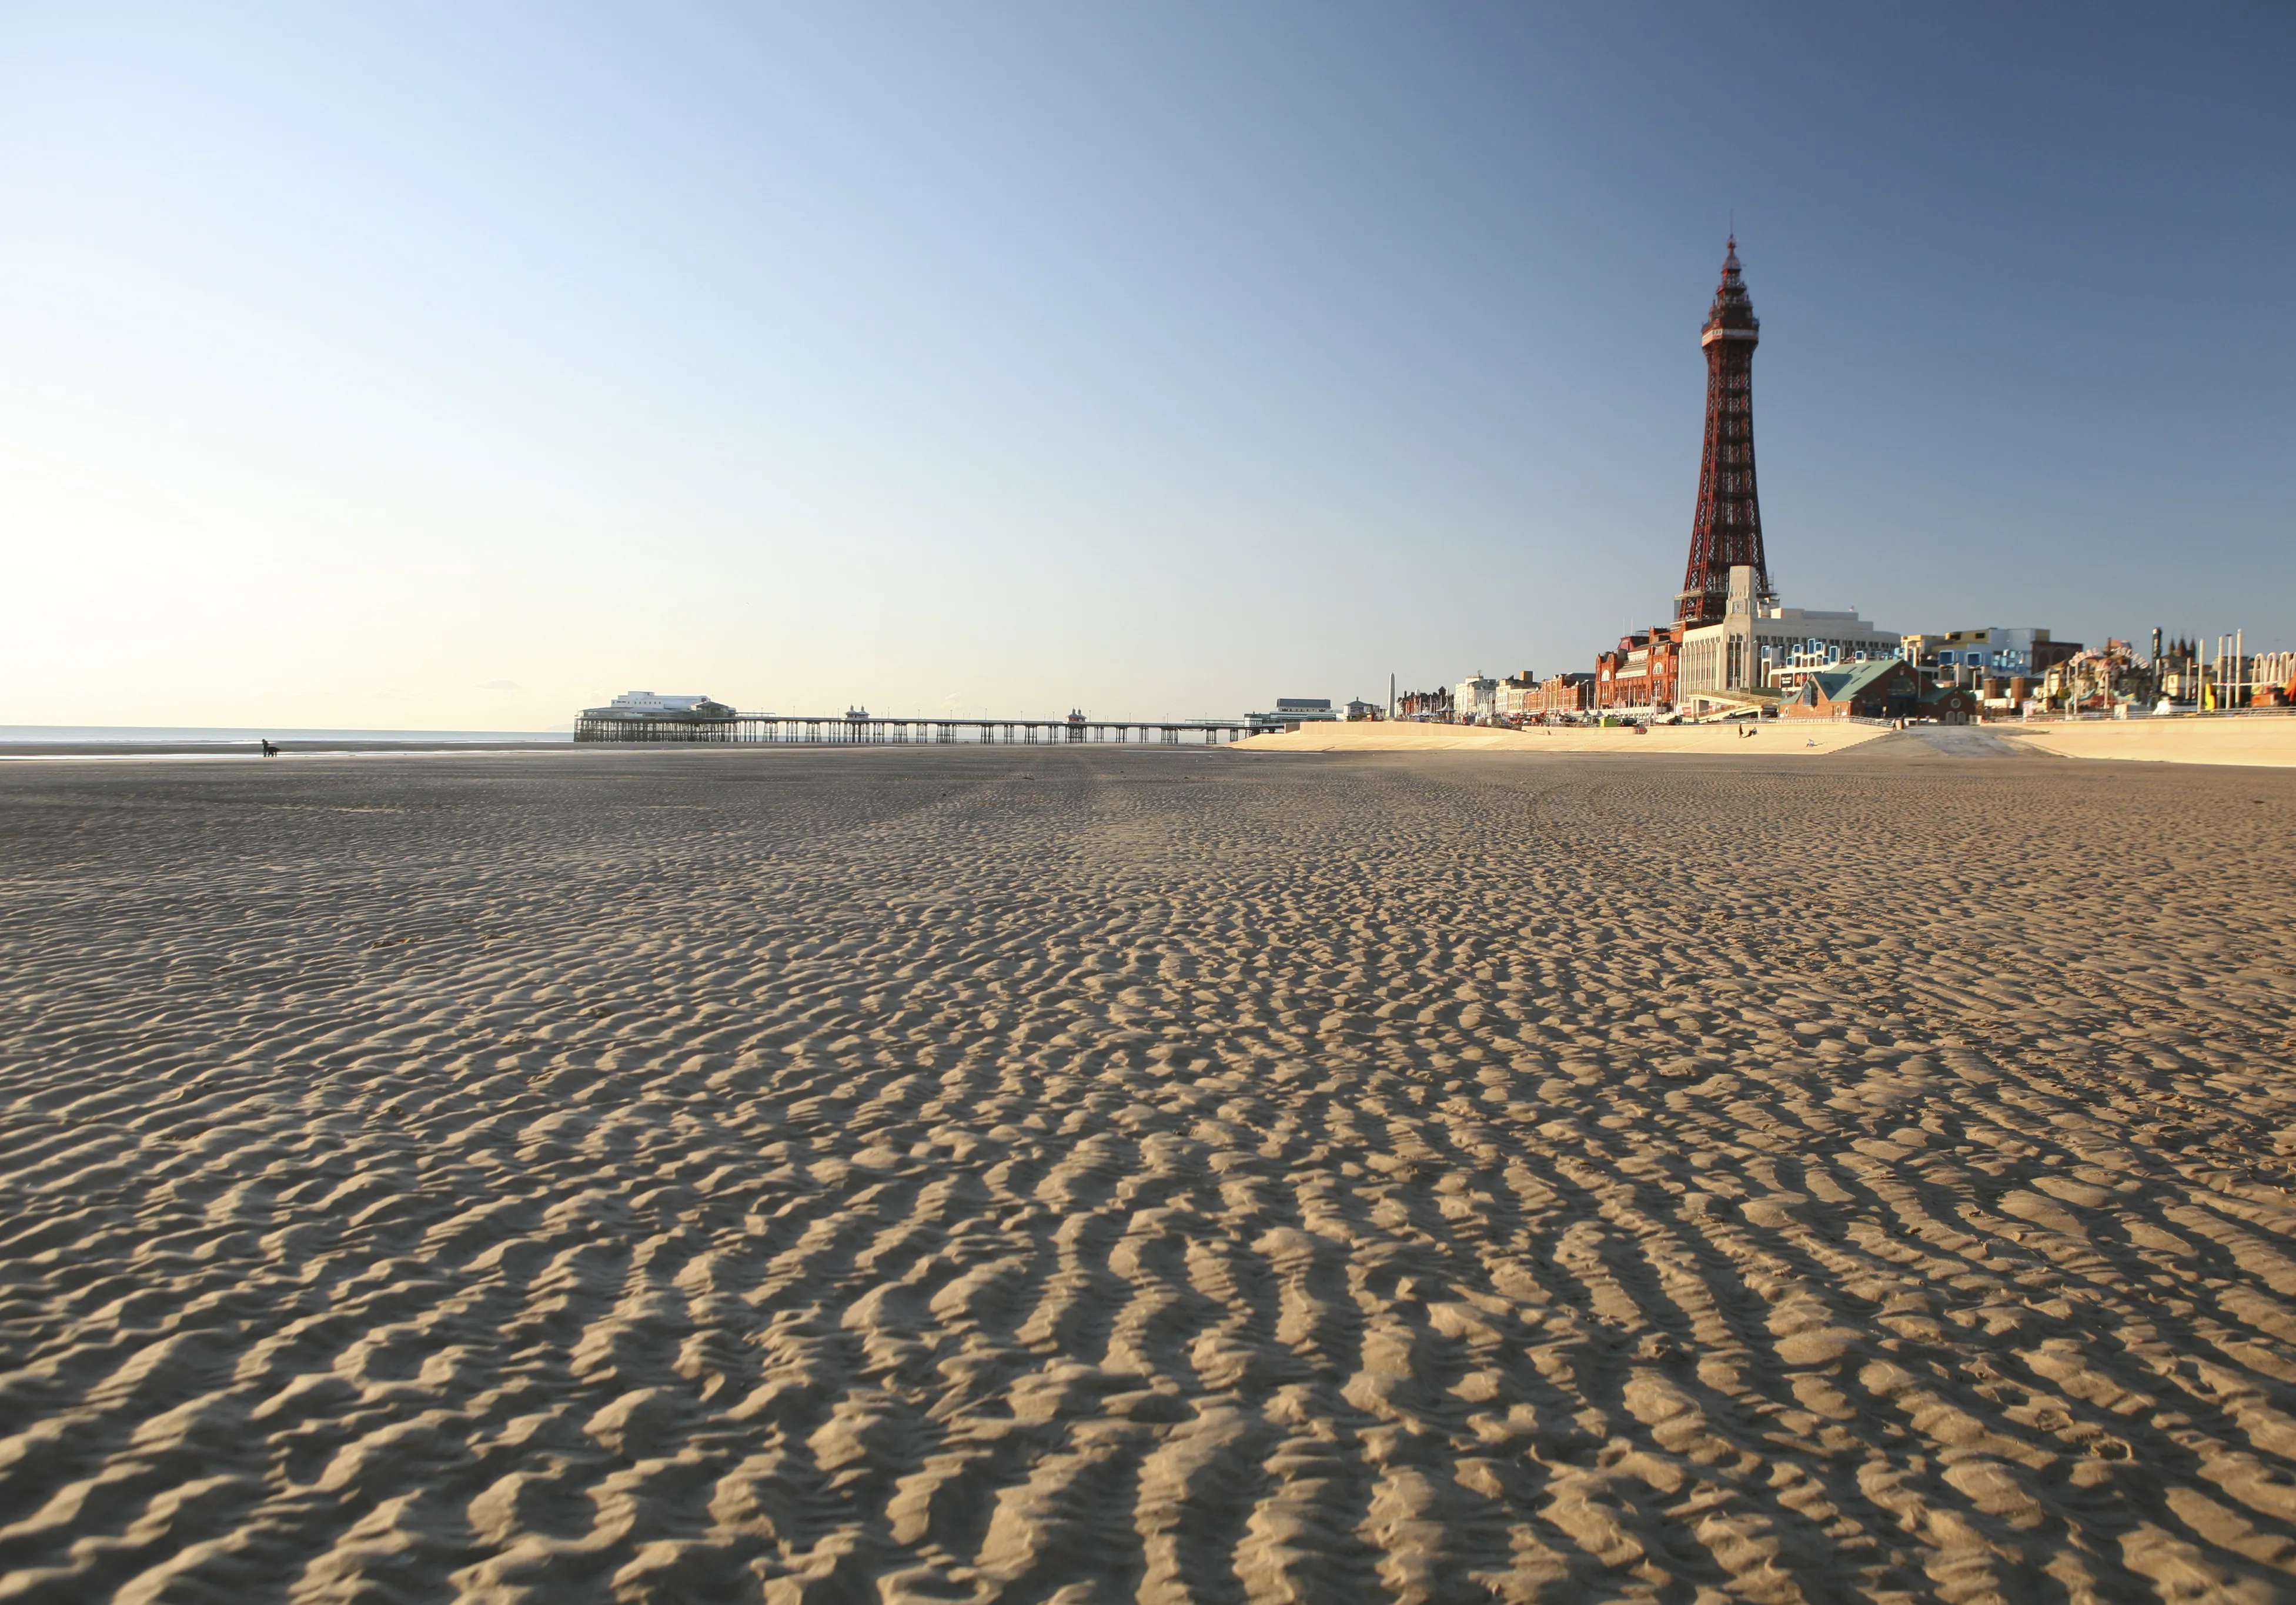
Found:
<box><xmin>1397</xmin><ymin>686</ymin><xmax>1453</xmax><ymax>720</ymax></box>
<box><xmin>1596</xmin><ymin>627</ymin><xmax>1682</xmax><ymax>711</ymax></box>
<box><xmin>1530</xmin><ymin>672</ymin><xmax>1596</xmax><ymax>715</ymax></box>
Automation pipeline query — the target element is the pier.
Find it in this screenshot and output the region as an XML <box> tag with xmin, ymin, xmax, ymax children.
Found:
<box><xmin>573</xmin><ymin>710</ymin><xmax>1258</xmax><ymax>745</ymax></box>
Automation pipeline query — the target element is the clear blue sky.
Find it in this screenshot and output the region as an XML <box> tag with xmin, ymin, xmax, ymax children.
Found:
<box><xmin>3</xmin><ymin>3</ymin><xmax>2289</xmax><ymax>727</ymax></box>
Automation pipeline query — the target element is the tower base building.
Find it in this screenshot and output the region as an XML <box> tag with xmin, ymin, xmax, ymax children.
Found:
<box><xmin>1676</xmin><ymin>567</ymin><xmax>1903</xmax><ymax>710</ymax></box>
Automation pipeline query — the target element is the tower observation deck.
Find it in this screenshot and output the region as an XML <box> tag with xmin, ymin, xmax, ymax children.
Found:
<box><xmin>1676</xmin><ymin>238</ymin><xmax>1772</xmax><ymax>627</ymax></box>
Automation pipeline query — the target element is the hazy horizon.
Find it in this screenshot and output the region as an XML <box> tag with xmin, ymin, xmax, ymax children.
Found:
<box><xmin>4</xmin><ymin>4</ymin><xmax>2290</xmax><ymax>729</ymax></box>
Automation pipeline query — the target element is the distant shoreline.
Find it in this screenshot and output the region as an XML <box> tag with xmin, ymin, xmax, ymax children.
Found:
<box><xmin>0</xmin><ymin>725</ymin><xmax>572</xmax><ymax>742</ymax></box>
<box><xmin>0</xmin><ymin>727</ymin><xmax>574</xmax><ymax>760</ymax></box>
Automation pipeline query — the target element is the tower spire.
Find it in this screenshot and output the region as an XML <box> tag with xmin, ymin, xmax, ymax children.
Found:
<box><xmin>1676</xmin><ymin>238</ymin><xmax>1770</xmax><ymax>626</ymax></box>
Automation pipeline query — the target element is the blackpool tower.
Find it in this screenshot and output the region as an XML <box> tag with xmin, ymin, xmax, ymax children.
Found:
<box><xmin>1675</xmin><ymin>238</ymin><xmax>1772</xmax><ymax>627</ymax></box>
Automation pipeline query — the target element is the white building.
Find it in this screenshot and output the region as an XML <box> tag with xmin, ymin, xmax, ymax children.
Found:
<box><xmin>609</xmin><ymin>691</ymin><xmax>717</xmax><ymax>713</ymax></box>
<box><xmin>584</xmin><ymin>691</ymin><xmax>736</xmax><ymax>720</ymax></box>
<box><xmin>1678</xmin><ymin>566</ymin><xmax>1901</xmax><ymax>700</ymax></box>
<box><xmin>1453</xmin><ymin>674</ymin><xmax>1499</xmax><ymax>724</ymax></box>
<box><xmin>1246</xmin><ymin>698</ymin><xmax>1341</xmax><ymax>731</ymax></box>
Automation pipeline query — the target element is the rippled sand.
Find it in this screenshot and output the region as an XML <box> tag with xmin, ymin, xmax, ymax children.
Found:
<box><xmin>4</xmin><ymin>747</ymin><xmax>2295</xmax><ymax>1602</ymax></box>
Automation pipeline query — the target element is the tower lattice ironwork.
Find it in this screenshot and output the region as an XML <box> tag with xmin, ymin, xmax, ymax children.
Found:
<box><xmin>1676</xmin><ymin>237</ymin><xmax>1771</xmax><ymax>627</ymax></box>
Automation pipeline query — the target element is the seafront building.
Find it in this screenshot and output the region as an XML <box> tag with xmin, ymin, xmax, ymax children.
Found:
<box><xmin>1397</xmin><ymin>672</ymin><xmax>1588</xmax><ymax>723</ymax></box>
<box><xmin>1673</xmin><ymin>566</ymin><xmax>1904</xmax><ymax>708</ymax></box>
<box><xmin>1495</xmin><ymin>671</ymin><xmax>1540</xmax><ymax>719</ymax></box>
<box><xmin>1883</xmin><ymin>629</ymin><xmax>2081</xmax><ymax>715</ymax></box>
<box><xmin>1396</xmin><ymin>686</ymin><xmax>1455</xmax><ymax>720</ymax></box>
<box><xmin>1926</xmin><ymin>627</ymin><xmax>2080</xmax><ymax>679</ymax></box>
<box><xmin>1782</xmin><ymin>659</ymin><xmax>1979</xmax><ymax>722</ymax></box>
<box><xmin>1452</xmin><ymin>674</ymin><xmax>1500</xmax><ymax>723</ymax></box>
<box><xmin>1532</xmin><ymin>673</ymin><xmax>1596</xmax><ymax>714</ymax></box>
<box><xmin>581</xmin><ymin>690</ymin><xmax>737</xmax><ymax>723</ymax></box>
<box><xmin>1245</xmin><ymin>698</ymin><xmax>1344</xmax><ymax>732</ymax></box>
<box><xmin>1595</xmin><ymin>629</ymin><xmax>1680</xmax><ymax>712</ymax></box>
<box><xmin>2153</xmin><ymin>636</ymin><xmax>2204</xmax><ymax>703</ymax></box>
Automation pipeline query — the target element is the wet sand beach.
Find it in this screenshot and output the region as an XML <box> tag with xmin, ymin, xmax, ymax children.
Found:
<box><xmin>4</xmin><ymin>746</ymin><xmax>2296</xmax><ymax>1601</ymax></box>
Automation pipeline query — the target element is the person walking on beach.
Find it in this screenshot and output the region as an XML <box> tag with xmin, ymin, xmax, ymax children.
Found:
<box><xmin>260</xmin><ymin>739</ymin><xmax>279</xmax><ymax>758</ymax></box>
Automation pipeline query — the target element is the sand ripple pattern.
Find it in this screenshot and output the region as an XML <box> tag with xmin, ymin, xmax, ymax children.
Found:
<box><xmin>3</xmin><ymin>748</ymin><xmax>2295</xmax><ymax>1601</ymax></box>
